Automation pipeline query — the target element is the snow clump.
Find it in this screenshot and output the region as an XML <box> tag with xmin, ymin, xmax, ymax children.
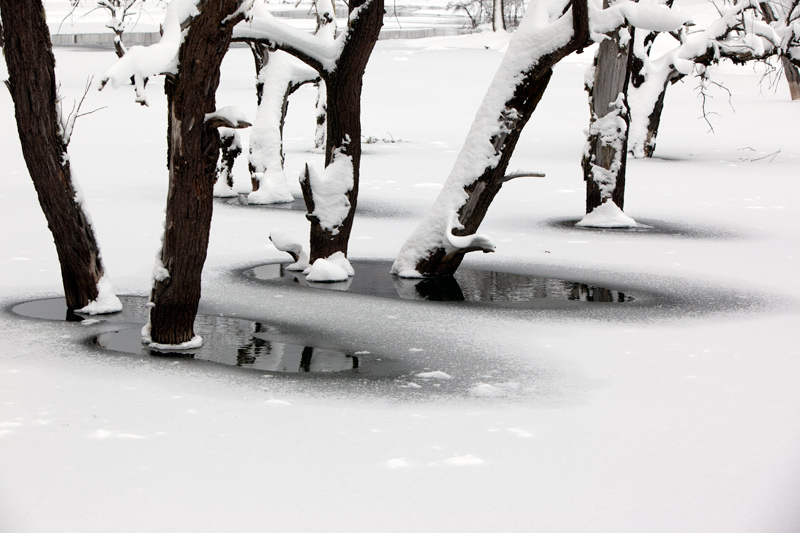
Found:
<box><xmin>576</xmin><ymin>200</ymin><xmax>637</xmax><ymax>228</ymax></box>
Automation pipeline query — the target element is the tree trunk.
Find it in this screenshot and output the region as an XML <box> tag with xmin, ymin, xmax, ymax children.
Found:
<box><xmin>492</xmin><ymin>0</ymin><xmax>506</xmax><ymax>32</ymax></box>
<box><xmin>393</xmin><ymin>1</ymin><xmax>590</xmax><ymax>277</ymax></box>
<box><xmin>582</xmin><ymin>15</ymin><xmax>634</xmax><ymax>213</ymax></box>
<box><xmin>148</xmin><ymin>0</ymin><xmax>243</xmax><ymax>346</ymax></box>
<box><xmin>299</xmin><ymin>0</ymin><xmax>384</xmax><ymax>262</ymax></box>
<box><xmin>1</xmin><ymin>0</ymin><xmax>107</xmax><ymax>311</ymax></box>
<box><xmin>415</xmin><ymin>70</ymin><xmax>554</xmax><ymax>276</ymax></box>
<box><xmin>781</xmin><ymin>56</ymin><xmax>800</xmax><ymax>100</ymax></box>
<box><xmin>759</xmin><ymin>2</ymin><xmax>800</xmax><ymax>101</ymax></box>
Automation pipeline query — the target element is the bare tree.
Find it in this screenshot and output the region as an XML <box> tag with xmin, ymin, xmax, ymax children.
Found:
<box><xmin>1</xmin><ymin>0</ymin><xmax>121</xmax><ymax>314</ymax></box>
<box><xmin>101</xmin><ymin>0</ymin><xmax>249</xmax><ymax>346</ymax></box>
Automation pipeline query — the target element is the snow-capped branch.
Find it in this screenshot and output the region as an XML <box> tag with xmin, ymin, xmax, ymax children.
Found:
<box><xmin>98</xmin><ymin>0</ymin><xmax>202</xmax><ymax>105</ymax></box>
<box><xmin>232</xmin><ymin>0</ymin><xmax>343</xmax><ymax>74</ymax></box>
<box><xmin>204</xmin><ymin>106</ymin><xmax>252</xmax><ymax>129</ymax></box>
<box><xmin>444</xmin><ymin>214</ymin><xmax>496</xmax><ymax>255</ymax></box>
<box><xmin>589</xmin><ymin>0</ymin><xmax>692</xmax><ymax>37</ymax></box>
<box><xmin>502</xmin><ymin>171</ymin><xmax>546</xmax><ymax>182</ymax></box>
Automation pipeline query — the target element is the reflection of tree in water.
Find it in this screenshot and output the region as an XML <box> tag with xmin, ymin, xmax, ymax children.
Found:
<box><xmin>449</xmin><ymin>270</ymin><xmax>632</xmax><ymax>303</ymax></box>
<box><xmin>235</xmin><ymin>323</ymin><xmax>358</xmax><ymax>372</ymax></box>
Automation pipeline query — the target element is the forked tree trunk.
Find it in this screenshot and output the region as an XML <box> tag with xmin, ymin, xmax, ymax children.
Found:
<box><xmin>582</xmin><ymin>14</ymin><xmax>634</xmax><ymax>213</ymax></box>
<box><xmin>299</xmin><ymin>0</ymin><xmax>384</xmax><ymax>262</ymax></box>
<box><xmin>148</xmin><ymin>0</ymin><xmax>243</xmax><ymax>346</ymax></box>
<box><xmin>1</xmin><ymin>0</ymin><xmax>107</xmax><ymax>311</ymax></box>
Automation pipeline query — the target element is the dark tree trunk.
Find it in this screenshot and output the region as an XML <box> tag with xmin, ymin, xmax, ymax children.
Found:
<box><xmin>299</xmin><ymin>0</ymin><xmax>384</xmax><ymax>262</ymax></box>
<box><xmin>412</xmin><ymin>2</ymin><xmax>590</xmax><ymax>277</ymax></box>
<box><xmin>415</xmin><ymin>70</ymin><xmax>554</xmax><ymax>277</ymax></box>
<box><xmin>148</xmin><ymin>0</ymin><xmax>243</xmax><ymax>345</ymax></box>
<box><xmin>582</xmin><ymin>18</ymin><xmax>635</xmax><ymax>213</ymax></box>
<box><xmin>1</xmin><ymin>0</ymin><xmax>106</xmax><ymax>311</ymax></box>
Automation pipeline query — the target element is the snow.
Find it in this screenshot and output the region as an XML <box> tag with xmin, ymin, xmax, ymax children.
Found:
<box><xmin>76</xmin><ymin>275</ymin><xmax>124</xmax><ymax>315</ymax></box>
<box><xmin>304</xmin><ymin>147</ymin><xmax>355</xmax><ymax>233</ymax></box>
<box><xmin>1</xmin><ymin>2</ymin><xmax>800</xmax><ymax>531</ymax></box>
<box><xmin>304</xmin><ymin>257</ymin><xmax>350</xmax><ymax>282</ymax></box>
<box><xmin>148</xmin><ymin>335</ymin><xmax>204</xmax><ymax>351</ymax></box>
<box><xmin>576</xmin><ymin>200</ymin><xmax>638</xmax><ymax>228</ymax></box>
<box><xmin>100</xmin><ymin>0</ymin><xmax>201</xmax><ymax>105</ymax></box>
<box><xmin>204</xmin><ymin>106</ymin><xmax>251</xmax><ymax>129</ymax></box>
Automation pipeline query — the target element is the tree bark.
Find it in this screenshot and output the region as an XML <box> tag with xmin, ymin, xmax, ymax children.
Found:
<box><xmin>300</xmin><ymin>0</ymin><xmax>384</xmax><ymax>262</ymax></box>
<box><xmin>398</xmin><ymin>1</ymin><xmax>590</xmax><ymax>277</ymax></box>
<box><xmin>1</xmin><ymin>0</ymin><xmax>107</xmax><ymax>311</ymax></box>
<box><xmin>582</xmin><ymin>14</ymin><xmax>634</xmax><ymax>213</ymax></box>
<box><xmin>148</xmin><ymin>0</ymin><xmax>243</xmax><ymax>345</ymax></box>
<box><xmin>783</xmin><ymin>57</ymin><xmax>800</xmax><ymax>100</ymax></box>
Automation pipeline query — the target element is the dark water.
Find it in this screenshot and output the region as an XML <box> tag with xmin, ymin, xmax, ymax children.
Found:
<box><xmin>11</xmin><ymin>299</ymin><xmax>103</xmax><ymax>322</ymax></box>
<box><xmin>93</xmin><ymin>315</ymin><xmax>390</xmax><ymax>374</ymax></box>
<box><xmin>245</xmin><ymin>261</ymin><xmax>634</xmax><ymax>303</ymax></box>
<box><xmin>11</xmin><ymin>297</ymin><xmax>395</xmax><ymax>376</ymax></box>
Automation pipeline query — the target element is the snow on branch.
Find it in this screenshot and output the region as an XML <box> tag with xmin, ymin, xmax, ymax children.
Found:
<box><xmin>204</xmin><ymin>106</ymin><xmax>252</xmax><ymax>129</ymax></box>
<box><xmin>98</xmin><ymin>0</ymin><xmax>202</xmax><ymax>105</ymax></box>
<box><xmin>444</xmin><ymin>214</ymin><xmax>496</xmax><ymax>255</ymax></box>
<box><xmin>589</xmin><ymin>0</ymin><xmax>693</xmax><ymax>37</ymax></box>
<box><xmin>232</xmin><ymin>1</ymin><xmax>344</xmax><ymax>74</ymax></box>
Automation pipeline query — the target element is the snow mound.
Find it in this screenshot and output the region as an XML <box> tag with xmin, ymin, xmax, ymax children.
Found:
<box><xmin>416</xmin><ymin>371</ymin><xmax>452</xmax><ymax>380</ymax></box>
<box><xmin>576</xmin><ymin>201</ymin><xmax>637</xmax><ymax>228</ymax></box>
<box><xmin>469</xmin><ymin>382</ymin><xmax>521</xmax><ymax>398</ymax></box>
<box><xmin>304</xmin><ymin>258</ymin><xmax>350</xmax><ymax>283</ymax></box>
<box><xmin>77</xmin><ymin>276</ymin><xmax>123</xmax><ymax>315</ymax></box>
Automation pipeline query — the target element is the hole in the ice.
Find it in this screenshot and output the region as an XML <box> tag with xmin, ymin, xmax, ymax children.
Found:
<box><xmin>245</xmin><ymin>261</ymin><xmax>635</xmax><ymax>303</ymax></box>
<box><xmin>11</xmin><ymin>298</ymin><xmax>102</xmax><ymax>322</ymax></box>
<box><xmin>93</xmin><ymin>319</ymin><xmax>373</xmax><ymax>374</ymax></box>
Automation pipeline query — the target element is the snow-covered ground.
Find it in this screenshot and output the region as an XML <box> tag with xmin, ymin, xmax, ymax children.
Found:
<box><xmin>2</xmin><ymin>9</ymin><xmax>800</xmax><ymax>532</ymax></box>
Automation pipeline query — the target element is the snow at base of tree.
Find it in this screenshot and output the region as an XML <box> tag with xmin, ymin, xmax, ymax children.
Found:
<box><xmin>140</xmin><ymin>321</ymin><xmax>203</xmax><ymax>350</ymax></box>
<box><xmin>304</xmin><ymin>258</ymin><xmax>350</xmax><ymax>282</ymax></box>
<box><xmin>212</xmin><ymin>179</ymin><xmax>238</xmax><ymax>198</ymax></box>
<box><xmin>148</xmin><ymin>336</ymin><xmax>204</xmax><ymax>351</ymax></box>
<box><xmin>303</xmin><ymin>252</ymin><xmax>355</xmax><ymax>281</ymax></box>
<box><xmin>248</xmin><ymin>170</ymin><xmax>295</xmax><ymax>204</ymax></box>
<box><xmin>76</xmin><ymin>276</ymin><xmax>123</xmax><ymax>315</ymax></box>
<box><xmin>576</xmin><ymin>200</ymin><xmax>637</xmax><ymax>228</ymax></box>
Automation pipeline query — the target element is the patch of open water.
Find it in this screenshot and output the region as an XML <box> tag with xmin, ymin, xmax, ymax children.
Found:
<box><xmin>244</xmin><ymin>260</ymin><xmax>635</xmax><ymax>304</ymax></box>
